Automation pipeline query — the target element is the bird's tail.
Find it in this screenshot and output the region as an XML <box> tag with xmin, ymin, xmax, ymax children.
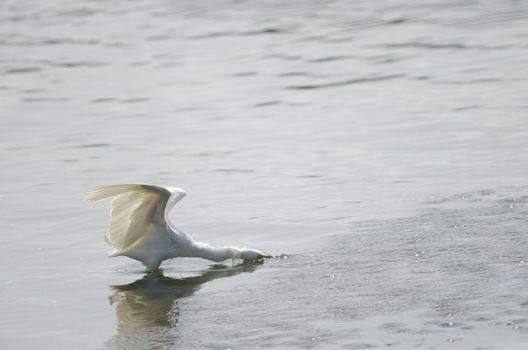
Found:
<box><xmin>107</xmin><ymin>248</ymin><xmax>124</xmax><ymax>257</ymax></box>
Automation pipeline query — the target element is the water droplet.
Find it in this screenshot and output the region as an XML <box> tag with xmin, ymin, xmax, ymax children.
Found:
<box><xmin>447</xmin><ymin>338</ymin><xmax>455</xmax><ymax>342</ymax></box>
<box><xmin>311</xmin><ymin>337</ymin><xmax>316</xmax><ymax>341</ymax></box>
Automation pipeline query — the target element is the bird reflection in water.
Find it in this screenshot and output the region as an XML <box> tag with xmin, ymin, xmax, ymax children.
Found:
<box><xmin>106</xmin><ymin>261</ymin><xmax>261</xmax><ymax>349</ymax></box>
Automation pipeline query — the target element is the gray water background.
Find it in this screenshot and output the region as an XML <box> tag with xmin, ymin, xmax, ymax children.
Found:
<box><xmin>1</xmin><ymin>0</ymin><xmax>528</xmax><ymax>349</ymax></box>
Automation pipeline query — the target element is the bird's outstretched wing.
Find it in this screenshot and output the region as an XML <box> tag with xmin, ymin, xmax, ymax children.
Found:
<box><xmin>84</xmin><ymin>184</ymin><xmax>185</xmax><ymax>251</ymax></box>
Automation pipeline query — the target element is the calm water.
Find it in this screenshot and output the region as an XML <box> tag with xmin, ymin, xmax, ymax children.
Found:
<box><xmin>1</xmin><ymin>0</ymin><xmax>528</xmax><ymax>349</ymax></box>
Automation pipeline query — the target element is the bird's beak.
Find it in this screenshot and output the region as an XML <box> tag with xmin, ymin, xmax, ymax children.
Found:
<box><xmin>257</xmin><ymin>254</ymin><xmax>273</xmax><ymax>260</ymax></box>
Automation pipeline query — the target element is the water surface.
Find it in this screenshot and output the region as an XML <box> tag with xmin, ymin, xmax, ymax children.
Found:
<box><xmin>1</xmin><ymin>0</ymin><xmax>528</xmax><ymax>349</ymax></box>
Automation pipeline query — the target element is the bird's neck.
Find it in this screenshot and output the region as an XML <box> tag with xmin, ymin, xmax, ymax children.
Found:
<box><xmin>189</xmin><ymin>241</ymin><xmax>241</xmax><ymax>262</ymax></box>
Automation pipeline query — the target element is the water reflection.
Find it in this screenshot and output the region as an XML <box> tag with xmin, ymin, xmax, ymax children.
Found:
<box><xmin>106</xmin><ymin>262</ymin><xmax>261</xmax><ymax>349</ymax></box>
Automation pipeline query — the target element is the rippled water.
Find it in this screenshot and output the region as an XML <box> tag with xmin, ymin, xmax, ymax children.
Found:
<box><xmin>1</xmin><ymin>0</ymin><xmax>528</xmax><ymax>349</ymax></box>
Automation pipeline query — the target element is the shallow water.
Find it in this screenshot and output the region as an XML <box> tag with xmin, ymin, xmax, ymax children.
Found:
<box><xmin>1</xmin><ymin>0</ymin><xmax>528</xmax><ymax>349</ymax></box>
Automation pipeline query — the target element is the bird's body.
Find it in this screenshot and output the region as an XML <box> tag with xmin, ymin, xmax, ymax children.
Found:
<box><xmin>84</xmin><ymin>184</ymin><xmax>269</xmax><ymax>271</ymax></box>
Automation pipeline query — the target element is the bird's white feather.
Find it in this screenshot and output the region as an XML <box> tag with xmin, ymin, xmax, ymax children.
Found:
<box><xmin>84</xmin><ymin>184</ymin><xmax>175</xmax><ymax>252</ymax></box>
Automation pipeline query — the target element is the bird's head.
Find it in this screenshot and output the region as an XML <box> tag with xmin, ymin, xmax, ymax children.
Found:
<box><xmin>240</xmin><ymin>249</ymin><xmax>272</xmax><ymax>261</ymax></box>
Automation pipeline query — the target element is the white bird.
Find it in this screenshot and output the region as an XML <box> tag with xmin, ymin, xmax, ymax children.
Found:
<box><xmin>84</xmin><ymin>184</ymin><xmax>270</xmax><ymax>272</ymax></box>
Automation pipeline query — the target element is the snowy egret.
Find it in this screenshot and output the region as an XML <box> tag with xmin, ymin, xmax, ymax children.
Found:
<box><xmin>84</xmin><ymin>184</ymin><xmax>270</xmax><ymax>271</ymax></box>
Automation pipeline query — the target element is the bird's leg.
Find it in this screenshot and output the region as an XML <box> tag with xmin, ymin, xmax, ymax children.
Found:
<box><xmin>143</xmin><ymin>259</ymin><xmax>162</xmax><ymax>274</ymax></box>
<box><xmin>145</xmin><ymin>266</ymin><xmax>163</xmax><ymax>275</ymax></box>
